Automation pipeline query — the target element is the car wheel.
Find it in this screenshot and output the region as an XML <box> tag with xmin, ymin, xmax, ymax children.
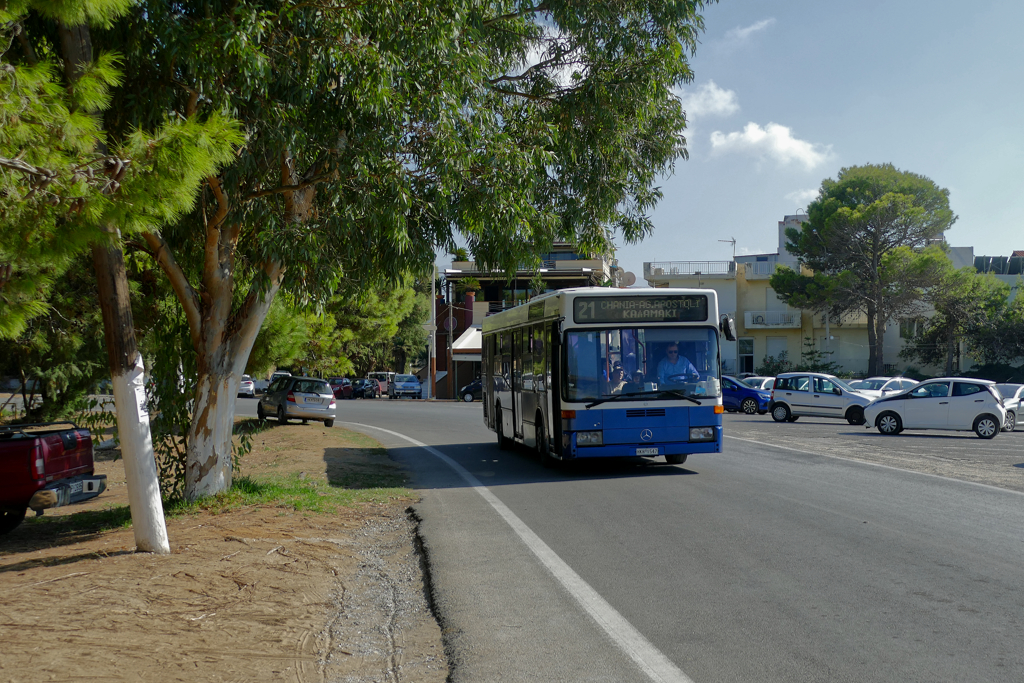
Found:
<box><xmin>257</xmin><ymin>403</ymin><xmax>266</xmax><ymax>422</ymax></box>
<box><xmin>277</xmin><ymin>406</ymin><xmax>289</xmax><ymax>425</ymax></box>
<box><xmin>496</xmin><ymin>405</ymin><xmax>509</xmax><ymax>450</ymax></box>
<box><xmin>771</xmin><ymin>404</ymin><xmax>791</xmax><ymax>422</ymax></box>
<box><xmin>1003</xmin><ymin>411</ymin><xmax>1016</xmax><ymax>432</ymax></box>
<box><xmin>786</xmin><ymin>416</ymin><xmax>800</xmax><ymax>422</ymax></box>
<box><xmin>0</xmin><ymin>506</ymin><xmax>27</xmax><ymax>535</ymax></box>
<box><xmin>463</xmin><ymin>392</ymin><xmax>475</xmax><ymax>403</ymax></box>
<box><xmin>846</xmin><ymin>406</ymin><xmax>866</xmax><ymax>426</ymax></box>
<box><xmin>974</xmin><ymin>414</ymin><xmax>1000</xmax><ymax>439</ymax></box>
<box><xmin>324</xmin><ymin>419</ymin><xmax>335</xmax><ymax>428</ymax></box>
<box><xmin>877</xmin><ymin>411</ymin><xmax>901</xmax><ymax>435</ymax></box>
<box><xmin>666</xmin><ymin>453</ymin><xmax>688</xmax><ymax>465</ymax></box>
<box><xmin>740</xmin><ymin>398</ymin><xmax>758</xmax><ymax>415</ymax></box>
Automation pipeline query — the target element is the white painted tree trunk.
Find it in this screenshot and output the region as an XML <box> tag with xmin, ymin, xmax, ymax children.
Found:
<box><xmin>184</xmin><ymin>365</ymin><xmax>243</xmax><ymax>500</ymax></box>
<box><xmin>111</xmin><ymin>355</ymin><xmax>170</xmax><ymax>554</ymax></box>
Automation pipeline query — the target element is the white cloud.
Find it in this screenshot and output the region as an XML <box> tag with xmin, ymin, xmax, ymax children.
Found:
<box><xmin>784</xmin><ymin>188</ymin><xmax>819</xmax><ymax>205</ymax></box>
<box><xmin>725</xmin><ymin>18</ymin><xmax>776</xmax><ymax>43</ymax></box>
<box><xmin>675</xmin><ymin>81</ymin><xmax>739</xmax><ymax>120</ymax></box>
<box><xmin>709</xmin><ymin>122</ymin><xmax>832</xmax><ymax>170</ymax></box>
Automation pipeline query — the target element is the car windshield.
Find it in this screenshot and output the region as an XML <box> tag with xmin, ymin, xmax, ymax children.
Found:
<box><xmin>565</xmin><ymin>326</ymin><xmax>721</xmax><ymax>402</ymax></box>
<box><xmin>995</xmin><ymin>383</ymin><xmax>1023</xmax><ymax>398</ymax></box>
<box><xmin>853</xmin><ymin>379</ymin><xmax>886</xmax><ymax>390</ymax></box>
<box><xmin>828</xmin><ymin>376</ymin><xmax>858</xmax><ymax>392</ymax></box>
<box><xmin>396</xmin><ymin>375</ymin><xmax>417</xmax><ymax>383</ymax></box>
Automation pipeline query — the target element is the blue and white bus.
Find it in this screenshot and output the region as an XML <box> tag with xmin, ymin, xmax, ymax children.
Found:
<box><xmin>481</xmin><ymin>288</ymin><xmax>736</xmax><ymax>465</ymax></box>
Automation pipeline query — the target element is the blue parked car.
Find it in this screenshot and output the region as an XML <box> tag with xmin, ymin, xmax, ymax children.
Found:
<box><xmin>722</xmin><ymin>375</ymin><xmax>771</xmax><ymax>415</ymax></box>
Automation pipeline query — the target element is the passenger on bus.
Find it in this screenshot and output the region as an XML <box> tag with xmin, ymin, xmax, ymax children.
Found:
<box><xmin>625</xmin><ymin>370</ymin><xmax>646</xmax><ymax>394</ymax></box>
<box><xmin>657</xmin><ymin>344</ymin><xmax>699</xmax><ymax>386</ymax></box>
<box><xmin>605</xmin><ymin>363</ymin><xmax>628</xmax><ymax>395</ymax></box>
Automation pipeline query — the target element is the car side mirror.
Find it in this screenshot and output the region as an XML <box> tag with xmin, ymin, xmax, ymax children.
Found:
<box><xmin>833</xmin><ymin>387</ymin><xmax>842</xmax><ymax>395</ymax></box>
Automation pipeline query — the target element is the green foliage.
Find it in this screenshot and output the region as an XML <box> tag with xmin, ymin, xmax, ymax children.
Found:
<box><xmin>793</xmin><ymin>337</ymin><xmax>842</xmax><ymax>375</ymax></box>
<box><xmin>246</xmin><ymin>298</ymin><xmax>311</xmax><ymax>378</ymax></box>
<box><xmin>0</xmin><ymin>256</ymin><xmax>109</xmax><ymax>421</ymax></box>
<box><xmin>456</xmin><ymin>277</ymin><xmax>482</xmax><ymax>294</ymax></box>
<box><xmin>899</xmin><ymin>260</ymin><xmax>1010</xmax><ymax>374</ymax></box>
<box><xmin>756</xmin><ymin>351</ymin><xmax>791</xmax><ymax>377</ymax></box>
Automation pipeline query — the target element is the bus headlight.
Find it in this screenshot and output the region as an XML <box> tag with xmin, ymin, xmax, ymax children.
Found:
<box><xmin>689</xmin><ymin>427</ymin><xmax>715</xmax><ymax>442</ymax></box>
<box><xmin>576</xmin><ymin>431</ymin><xmax>603</xmax><ymax>446</ymax></box>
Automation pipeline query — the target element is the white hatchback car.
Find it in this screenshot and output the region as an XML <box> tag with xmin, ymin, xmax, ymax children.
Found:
<box><xmin>769</xmin><ymin>372</ymin><xmax>873</xmax><ymax>425</ymax></box>
<box><xmin>994</xmin><ymin>383</ymin><xmax>1023</xmax><ymax>432</ymax></box>
<box><xmin>848</xmin><ymin>376</ymin><xmax>919</xmax><ymax>399</ymax></box>
<box><xmin>864</xmin><ymin>378</ymin><xmax>1006</xmax><ymax>439</ymax></box>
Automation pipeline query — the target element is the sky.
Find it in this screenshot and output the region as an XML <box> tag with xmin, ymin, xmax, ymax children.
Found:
<box><xmin>611</xmin><ymin>0</ymin><xmax>1024</xmax><ymax>280</ymax></box>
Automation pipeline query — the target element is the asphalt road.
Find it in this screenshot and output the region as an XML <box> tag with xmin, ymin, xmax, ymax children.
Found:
<box><xmin>236</xmin><ymin>397</ymin><xmax>1024</xmax><ymax>683</ymax></box>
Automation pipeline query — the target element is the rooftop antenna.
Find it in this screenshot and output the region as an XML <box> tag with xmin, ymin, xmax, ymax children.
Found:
<box><xmin>718</xmin><ymin>237</ymin><xmax>736</xmax><ymax>259</ymax></box>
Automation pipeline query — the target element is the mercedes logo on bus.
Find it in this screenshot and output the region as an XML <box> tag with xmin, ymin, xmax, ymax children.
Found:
<box><xmin>640</xmin><ymin>429</ymin><xmax>654</xmax><ymax>441</ymax></box>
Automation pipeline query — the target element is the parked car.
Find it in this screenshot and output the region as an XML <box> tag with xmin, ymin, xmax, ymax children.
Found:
<box><xmin>257</xmin><ymin>376</ymin><xmax>336</xmax><ymax>427</ymax></box>
<box><xmin>460</xmin><ymin>379</ymin><xmax>482</xmax><ymax>402</ymax></box>
<box><xmin>722</xmin><ymin>375</ymin><xmax>771</xmax><ymax>414</ymax></box>
<box><xmin>0</xmin><ymin>421</ymin><xmax>107</xmax><ymax>534</ymax></box>
<box><xmin>328</xmin><ymin>377</ymin><xmax>353</xmax><ymax>399</ymax></box>
<box><xmin>742</xmin><ymin>376</ymin><xmax>775</xmax><ymax>391</ymax></box>
<box><xmin>388</xmin><ymin>374</ymin><xmax>422</xmax><ymax>399</ymax></box>
<box><xmin>768</xmin><ymin>372</ymin><xmax>872</xmax><ymax>425</ymax></box>
<box><xmin>238</xmin><ymin>374</ymin><xmax>256</xmax><ymax>398</ymax></box>
<box><xmin>351</xmin><ymin>378</ymin><xmax>378</xmax><ymax>399</ymax></box>
<box><xmin>994</xmin><ymin>383</ymin><xmax>1023</xmax><ymax>432</ymax></box>
<box><xmin>864</xmin><ymin>378</ymin><xmax>1005</xmax><ymax>439</ymax></box>
<box><xmin>848</xmin><ymin>376</ymin><xmax>918</xmax><ymax>399</ymax></box>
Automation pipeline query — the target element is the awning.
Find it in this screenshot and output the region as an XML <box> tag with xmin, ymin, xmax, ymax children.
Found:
<box><xmin>452</xmin><ymin>326</ymin><xmax>482</xmax><ymax>362</ymax></box>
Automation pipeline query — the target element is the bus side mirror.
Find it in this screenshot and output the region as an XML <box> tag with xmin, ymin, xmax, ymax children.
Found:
<box><xmin>720</xmin><ymin>315</ymin><xmax>737</xmax><ymax>342</ymax></box>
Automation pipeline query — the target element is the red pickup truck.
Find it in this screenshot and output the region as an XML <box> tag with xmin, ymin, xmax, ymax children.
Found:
<box><xmin>0</xmin><ymin>421</ymin><xmax>107</xmax><ymax>535</ymax></box>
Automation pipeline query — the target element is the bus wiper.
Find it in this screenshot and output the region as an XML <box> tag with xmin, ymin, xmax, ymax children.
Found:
<box><xmin>584</xmin><ymin>390</ymin><xmax>702</xmax><ymax>409</ymax></box>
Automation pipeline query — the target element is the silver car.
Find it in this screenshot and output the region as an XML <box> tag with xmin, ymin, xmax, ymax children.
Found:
<box><xmin>257</xmin><ymin>376</ymin><xmax>336</xmax><ymax>427</ymax></box>
<box><xmin>994</xmin><ymin>383</ymin><xmax>1023</xmax><ymax>432</ymax></box>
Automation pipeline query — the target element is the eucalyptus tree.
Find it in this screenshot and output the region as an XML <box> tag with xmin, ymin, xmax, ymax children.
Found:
<box><xmin>771</xmin><ymin>164</ymin><xmax>956</xmax><ymax>375</ymax></box>
<box><xmin>102</xmin><ymin>0</ymin><xmax>711</xmax><ymax>499</ymax></box>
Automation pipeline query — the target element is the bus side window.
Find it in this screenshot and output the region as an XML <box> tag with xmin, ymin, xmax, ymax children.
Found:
<box><xmin>523</xmin><ymin>328</ymin><xmax>534</xmax><ymax>391</ymax></box>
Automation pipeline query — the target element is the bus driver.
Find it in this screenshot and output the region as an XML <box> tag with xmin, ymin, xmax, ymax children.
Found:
<box><xmin>657</xmin><ymin>343</ymin><xmax>699</xmax><ymax>386</ymax></box>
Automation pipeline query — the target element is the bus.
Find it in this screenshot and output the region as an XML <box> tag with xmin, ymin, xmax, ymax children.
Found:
<box><xmin>481</xmin><ymin>288</ymin><xmax>736</xmax><ymax>465</ymax></box>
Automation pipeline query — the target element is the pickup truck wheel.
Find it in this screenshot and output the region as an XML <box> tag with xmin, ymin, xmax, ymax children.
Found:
<box><xmin>0</xmin><ymin>506</ymin><xmax>26</xmax><ymax>535</ymax></box>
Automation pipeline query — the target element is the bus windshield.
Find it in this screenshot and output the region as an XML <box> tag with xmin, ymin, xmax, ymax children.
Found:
<box><xmin>564</xmin><ymin>326</ymin><xmax>721</xmax><ymax>402</ymax></box>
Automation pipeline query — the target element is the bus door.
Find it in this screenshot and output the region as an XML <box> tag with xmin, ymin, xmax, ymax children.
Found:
<box><xmin>549</xmin><ymin>322</ymin><xmax>562</xmax><ymax>455</ymax></box>
<box><xmin>512</xmin><ymin>329</ymin><xmax>523</xmax><ymax>438</ymax></box>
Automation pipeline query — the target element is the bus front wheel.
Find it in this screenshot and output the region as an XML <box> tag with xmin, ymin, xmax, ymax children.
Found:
<box><xmin>536</xmin><ymin>420</ymin><xmax>554</xmax><ymax>468</ymax></box>
<box><xmin>666</xmin><ymin>453</ymin><xmax>688</xmax><ymax>465</ymax></box>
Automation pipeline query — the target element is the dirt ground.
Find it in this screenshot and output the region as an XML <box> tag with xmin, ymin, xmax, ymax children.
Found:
<box><xmin>0</xmin><ymin>423</ymin><xmax>449</xmax><ymax>683</ymax></box>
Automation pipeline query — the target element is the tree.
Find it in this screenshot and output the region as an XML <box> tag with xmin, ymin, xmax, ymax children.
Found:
<box><xmin>901</xmin><ymin>261</ymin><xmax>1013</xmax><ymax>374</ymax></box>
<box><xmin>6</xmin><ymin>1</ymin><xmax>241</xmax><ymax>549</ymax></box>
<box><xmin>97</xmin><ymin>0</ymin><xmax>710</xmax><ymax>498</ymax></box>
<box><xmin>772</xmin><ymin>164</ymin><xmax>956</xmax><ymax>375</ymax></box>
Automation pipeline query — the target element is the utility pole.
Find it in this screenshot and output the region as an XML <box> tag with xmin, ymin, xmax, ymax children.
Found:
<box><xmin>58</xmin><ymin>21</ymin><xmax>169</xmax><ymax>554</ymax></box>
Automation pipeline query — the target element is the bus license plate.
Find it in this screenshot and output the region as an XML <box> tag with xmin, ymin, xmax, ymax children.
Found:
<box><xmin>636</xmin><ymin>447</ymin><xmax>659</xmax><ymax>456</ymax></box>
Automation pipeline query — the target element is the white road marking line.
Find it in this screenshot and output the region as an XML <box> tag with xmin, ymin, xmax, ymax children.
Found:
<box><xmin>724</xmin><ymin>434</ymin><xmax>1024</xmax><ymax>497</ymax></box>
<box><xmin>342</xmin><ymin>422</ymin><xmax>696</xmax><ymax>683</ymax></box>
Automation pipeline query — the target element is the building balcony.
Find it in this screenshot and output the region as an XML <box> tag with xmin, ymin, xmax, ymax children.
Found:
<box><xmin>812</xmin><ymin>312</ymin><xmax>869</xmax><ymax>328</ymax></box>
<box><xmin>745</xmin><ymin>310</ymin><xmax>801</xmax><ymax>329</ymax></box>
<box><xmin>645</xmin><ymin>261</ymin><xmax>735</xmax><ymax>281</ymax></box>
<box><xmin>742</xmin><ymin>262</ymin><xmax>778</xmax><ymax>279</ymax></box>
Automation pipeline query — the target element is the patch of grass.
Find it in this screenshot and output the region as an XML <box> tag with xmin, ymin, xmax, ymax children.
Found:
<box><xmin>166</xmin><ymin>474</ymin><xmax>413</xmax><ymax>516</ymax></box>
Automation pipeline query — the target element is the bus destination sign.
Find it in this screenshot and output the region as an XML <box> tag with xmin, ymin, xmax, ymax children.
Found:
<box><xmin>573</xmin><ymin>295</ymin><xmax>708</xmax><ymax>324</ymax></box>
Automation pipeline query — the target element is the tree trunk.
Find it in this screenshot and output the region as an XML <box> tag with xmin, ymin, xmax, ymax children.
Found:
<box><xmin>874</xmin><ymin>303</ymin><xmax>887</xmax><ymax>378</ymax></box>
<box><xmin>60</xmin><ymin>22</ymin><xmax>169</xmax><ymax>553</ymax></box>
<box><xmin>945</xmin><ymin>326</ymin><xmax>956</xmax><ymax>376</ymax></box>
<box><xmin>183</xmin><ymin>287</ymin><xmax>279</xmax><ymax>501</ymax></box>
<box><xmin>866</xmin><ymin>302</ymin><xmax>878</xmax><ymax>376</ymax></box>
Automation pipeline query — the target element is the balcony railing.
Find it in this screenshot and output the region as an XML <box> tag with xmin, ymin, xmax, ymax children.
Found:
<box><xmin>646</xmin><ymin>261</ymin><xmax>735</xmax><ymax>278</ymax></box>
<box><xmin>745</xmin><ymin>310</ymin><xmax>801</xmax><ymax>328</ymax></box>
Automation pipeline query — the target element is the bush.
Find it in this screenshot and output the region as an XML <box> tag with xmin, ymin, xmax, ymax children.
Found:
<box><xmin>756</xmin><ymin>351</ymin><xmax>792</xmax><ymax>377</ymax></box>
